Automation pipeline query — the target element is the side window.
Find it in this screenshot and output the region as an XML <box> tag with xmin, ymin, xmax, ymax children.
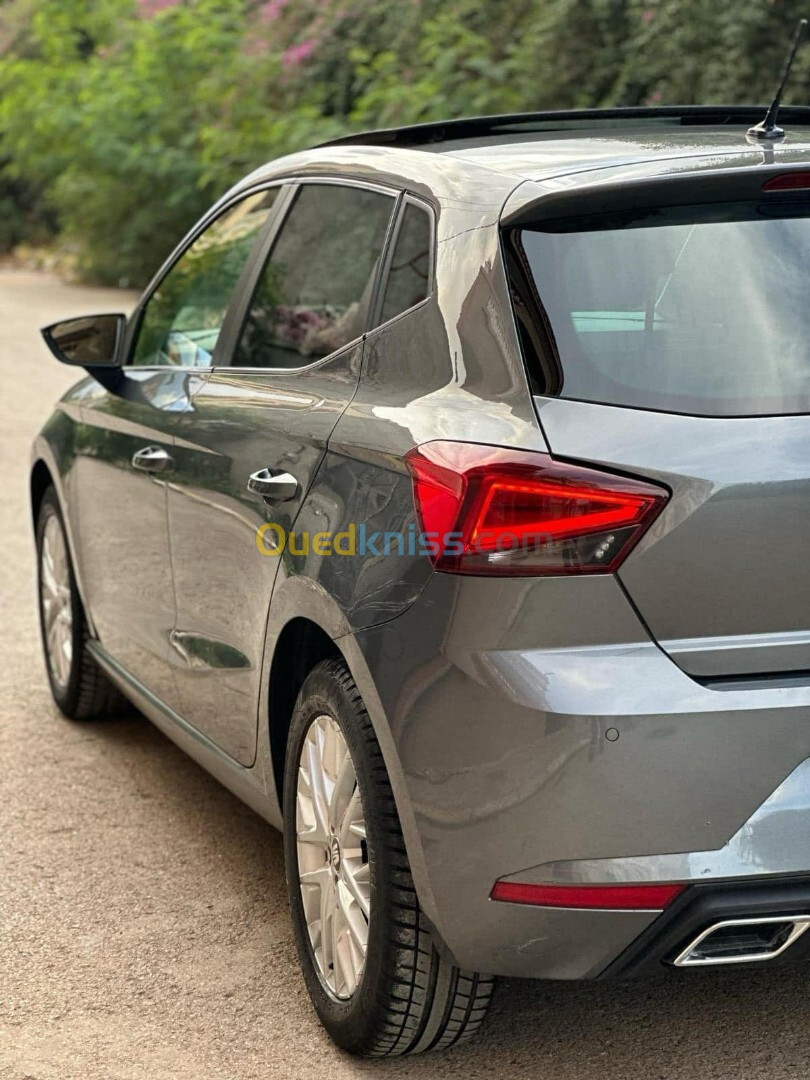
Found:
<box><xmin>130</xmin><ymin>189</ymin><xmax>278</xmax><ymax>368</ymax></box>
<box><xmin>232</xmin><ymin>183</ymin><xmax>394</xmax><ymax>370</ymax></box>
<box><xmin>379</xmin><ymin>201</ymin><xmax>432</xmax><ymax>324</ymax></box>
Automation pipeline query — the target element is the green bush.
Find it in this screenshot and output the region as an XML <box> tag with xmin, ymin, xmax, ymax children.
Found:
<box><xmin>1</xmin><ymin>0</ymin><xmax>809</xmax><ymax>284</ymax></box>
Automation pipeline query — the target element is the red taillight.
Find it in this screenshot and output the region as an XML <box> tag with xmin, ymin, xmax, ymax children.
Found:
<box><xmin>404</xmin><ymin>441</ymin><xmax>668</xmax><ymax>576</ymax></box>
<box><xmin>490</xmin><ymin>880</ymin><xmax>684</xmax><ymax>910</ymax></box>
<box><xmin>762</xmin><ymin>172</ymin><xmax>810</xmax><ymax>191</ymax></box>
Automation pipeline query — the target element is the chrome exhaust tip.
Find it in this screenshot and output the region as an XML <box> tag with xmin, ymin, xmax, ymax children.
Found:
<box><xmin>673</xmin><ymin>916</ymin><xmax>810</xmax><ymax>967</ymax></box>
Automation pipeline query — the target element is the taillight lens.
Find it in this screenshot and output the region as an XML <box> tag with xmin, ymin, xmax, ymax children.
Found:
<box><xmin>762</xmin><ymin>172</ymin><xmax>810</xmax><ymax>191</ymax></box>
<box><xmin>404</xmin><ymin>441</ymin><xmax>668</xmax><ymax>576</ymax></box>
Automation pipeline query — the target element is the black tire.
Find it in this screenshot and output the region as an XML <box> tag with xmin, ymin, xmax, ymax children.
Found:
<box><xmin>283</xmin><ymin>658</ymin><xmax>493</xmax><ymax>1056</ymax></box>
<box><xmin>36</xmin><ymin>486</ymin><xmax>123</xmax><ymax>720</ymax></box>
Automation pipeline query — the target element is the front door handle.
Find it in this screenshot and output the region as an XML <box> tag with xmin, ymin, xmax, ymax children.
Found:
<box><xmin>247</xmin><ymin>468</ymin><xmax>298</xmax><ymax>502</ymax></box>
<box><xmin>132</xmin><ymin>445</ymin><xmax>172</xmax><ymax>473</ymax></box>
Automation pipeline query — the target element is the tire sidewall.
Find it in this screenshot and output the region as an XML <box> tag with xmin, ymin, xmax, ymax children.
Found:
<box><xmin>36</xmin><ymin>489</ymin><xmax>84</xmax><ymax>715</ymax></box>
<box><xmin>282</xmin><ymin>662</ymin><xmax>398</xmax><ymax>1051</ymax></box>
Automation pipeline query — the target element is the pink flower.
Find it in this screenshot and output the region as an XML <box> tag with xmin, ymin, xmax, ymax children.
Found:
<box><xmin>260</xmin><ymin>0</ymin><xmax>289</xmax><ymax>21</ymax></box>
<box><xmin>647</xmin><ymin>89</ymin><xmax>663</xmax><ymax>104</ymax></box>
<box><xmin>641</xmin><ymin>8</ymin><xmax>654</xmax><ymax>22</ymax></box>
<box><xmin>282</xmin><ymin>38</ymin><xmax>317</xmax><ymax>68</ymax></box>
<box><xmin>136</xmin><ymin>0</ymin><xmax>180</xmax><ymax>16</ymax></box>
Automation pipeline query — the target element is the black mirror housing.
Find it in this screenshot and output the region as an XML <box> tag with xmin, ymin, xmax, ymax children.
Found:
<box><xmin>41</xmin><ymin>313</ymin><xmax>126</xmax><ymax>369</ymax></box>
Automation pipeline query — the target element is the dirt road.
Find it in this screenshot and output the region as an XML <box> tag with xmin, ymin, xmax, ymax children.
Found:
<box><xmin>2</xmin><ymin>268</ymin><xmax>809</xmax><ymax>1079</ymax></box>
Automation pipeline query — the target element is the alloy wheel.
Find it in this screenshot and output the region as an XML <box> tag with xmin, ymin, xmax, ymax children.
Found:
<box><xmin>40</xmin><ymin>513</ymin><xmax>73</xmax><ymax>691</ymax></box>
<box><xmin>295</xmin><ymin>714</ymin><xmax>370</xmax><ymax>999</ymax></box>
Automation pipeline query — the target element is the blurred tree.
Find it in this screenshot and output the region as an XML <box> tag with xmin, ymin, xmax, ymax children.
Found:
<box><xmin>1</xmin><ymin>0</ymin><xmax>810</xmax><ymax>283</ymax></box>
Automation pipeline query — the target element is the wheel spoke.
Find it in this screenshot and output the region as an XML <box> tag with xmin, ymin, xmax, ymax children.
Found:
<box><xmin>49</xmin><ymin>621</ymin><xmax>66</xmax><ymax>683</ymax></box>
<box><xmin>55</xmin><ymin>623</ymin><xmax>67</xmax><ymax>673</ymax></box>
<box><xmin>298</xmin><ymin>864</ymin><xmax>331</xmax><ymax>888</ymax></box>
<box><xmin>329</xmin><ymin>743</ymin><xmax>355</xmax><ymax>826</ymax></box>
<box><xmin>40</xmin><ymin>515</ymin><xmax>73</xmax><ymax>692</ymax></box>
<box><xmin>306</xmin><ymin>730</ymin><xmax>332</xmax><ymax>838</ymax></box>
<box><xmin>338</xmin><ymin>787</ymin><xmax>366</xmax><ymax>849</ymax></box>
<box><xmin>341</xmin><ymin>858</ymin><xmax>371</xmax><ymax>921</ymax></box>
<box><xmin>337</xmin><ymin>877</ymin><xmax>369</xmax><ymax>949</ymax></box>
<box><xmin>334</xmin><ymin>920</ymin><xmax>355</xmax><ymax>997</ymax></box>
<box><xmin>299</xmin><ymin>872</ymin><xmax>323</xmax><ymax>934</ymax></box>
<box><xmin>42</xmin><ymin>596</ymin><xmax>57</xmax><ymax>629</ymax></box>
<box><xmin>318</xmin><ymin>720</ymin><xmax>338</xmax><ymax>812</ymax></box>
<box><xmin>331</xmin><ymin>901</ymin><xmax>344</xmax><ymax>995</ymax></box>
<box><xmin>320</xmin><ymin>875</ymin><xmax>336</xmax><ymax>978</ymax></box>
<box><xmin>41</xmin><ymin>562</ymin><xmax>57</xmax><ymax>601</ymax></box>
<box><xmin>296</xmin><ymin>764</ymin><xmax>328</xmax><ymax>847</ymax></box>
<box><xmin>59</xmin><ymin>619</ymin><xmax>72</xmax><ymax>680</ymax></box>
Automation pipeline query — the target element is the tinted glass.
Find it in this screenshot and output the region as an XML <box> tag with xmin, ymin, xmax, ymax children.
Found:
<box><xmin>131</xmin><ymin>189</ymin><xmax>277</xmax><ymax>368</ymax></box>
<box><xmin>520</xmin><ymin>202</ymin><xmax>810</xmax><ymax>416</ymax></box>
<box><xmin>233</xmin><ymin>183</ymin><xmax>394</xmax><ymax>369</ymax></box>
<box><xmin>379</xmin><ymin>202</ymin><xmax>432</xmax><ymax>324</ymax></box>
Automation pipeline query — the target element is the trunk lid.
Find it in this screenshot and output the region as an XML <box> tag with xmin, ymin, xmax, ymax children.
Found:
<box><xmin>535</xmin><ymin>397</ymin><xmax>810</xmax><ymax>678</ymax></box>
<box><xmin>506</xmin><ymin>192</ymin><xmax>810</xmax><ymax>677</ymax></box>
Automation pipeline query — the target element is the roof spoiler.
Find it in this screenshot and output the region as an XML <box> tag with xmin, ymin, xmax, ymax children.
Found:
<box><xmin>317</xmin><ymin>105</ymin><xmax>810</xmax><ymax>150</ymax></box>
<box><xmin>501</xmin><ymin>164</ymin><xmax>810</xmax><ymax>228</ymax></box>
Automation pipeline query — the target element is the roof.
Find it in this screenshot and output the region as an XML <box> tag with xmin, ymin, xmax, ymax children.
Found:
<box><xmin>227</xmin><ymin>106</ymin><xmax>810</xmax><ymax>239</ymax></box>
<box><xmin>318</xmin><ymin>105</ymin><xmax>810</xmax><ymax>184</ymax></box>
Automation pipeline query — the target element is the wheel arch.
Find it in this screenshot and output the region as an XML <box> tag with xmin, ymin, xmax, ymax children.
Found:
<box><xmin>261</xmin><ymin>581</ymin><xmax>442</xmax><ymax>932</ymax></box>
<box><xmin>29</xmin><ymin>443</ymin><xmax>97</xmax><ymax>638</ymax></box>
<box><xmin>30</xmin><ymin>458</ymin><xmax>55</xmax><ymax>529</ymax></box>
<box><xmin>267</xmin><ymin>616</ymin><xmax>342</xmax><ymax>807</ymax></box>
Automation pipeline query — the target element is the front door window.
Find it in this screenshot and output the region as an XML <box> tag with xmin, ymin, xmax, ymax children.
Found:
<box><xmin>130</xmin><ymin>189</ymin><xmax>278</xmax><ymax>368</ymax></box>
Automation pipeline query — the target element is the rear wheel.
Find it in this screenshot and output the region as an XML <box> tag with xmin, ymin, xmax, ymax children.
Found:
<box><xmin>36</xmin><ymin>486</ymin><xmax>122</xmax><ymax>719</ymax></box>
<box><xmin>283</xmin><ymin>658</ymin><xmax>493</xmax><ymax>1056</ymax></box>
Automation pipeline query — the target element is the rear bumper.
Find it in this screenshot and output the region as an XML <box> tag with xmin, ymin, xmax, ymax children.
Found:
<box><xmin>352</xmin><ymin>572</ymin><xmax>810</xmax><ymax>979</ymax></box>
<box><xmin>602</xmin><ymin>876</ymin><xmax>810</xmax><ymax>979</ymax></box>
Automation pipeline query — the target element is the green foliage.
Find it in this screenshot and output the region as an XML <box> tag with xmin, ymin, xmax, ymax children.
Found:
<box><xmin>1</xmin><ymin>0</ymin><xmax>810</xmax><ymax>283</ymax></box>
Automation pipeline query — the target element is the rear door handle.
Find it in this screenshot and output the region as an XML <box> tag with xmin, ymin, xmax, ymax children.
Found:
<box><xmin>247</xmin><ymin>468</ymin><xmax>298</xmax><ymax>502</ymax></box>
<box><xmin>132</xmin><ymin>445</ymin><xmax>172</xmax><ymax>473</ymax></box>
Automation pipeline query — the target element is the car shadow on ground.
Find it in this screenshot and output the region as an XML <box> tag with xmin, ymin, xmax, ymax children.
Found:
<box><xmin>92</xmin><ymin>709</ymin><xmax>810</xmax><ymax>1079</ymax></box>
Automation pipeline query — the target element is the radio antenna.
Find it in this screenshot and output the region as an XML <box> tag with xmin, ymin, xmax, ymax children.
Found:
<box><xmin>748</xmin><ymin>17</ymin><xmax>808</xmax><ymax>140</ymax></box>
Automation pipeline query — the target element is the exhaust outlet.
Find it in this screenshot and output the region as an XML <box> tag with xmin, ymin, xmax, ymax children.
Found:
<box><xmin>673</xmin><ymin>916</ymin><xmax>810</xmax><ymax>967</ymax></box>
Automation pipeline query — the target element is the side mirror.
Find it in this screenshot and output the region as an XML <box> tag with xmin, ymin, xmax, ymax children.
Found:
<box><xmin>41</xmin><ymin>313</ymin><xmax>126</xmax><ymax>368</ymax></box>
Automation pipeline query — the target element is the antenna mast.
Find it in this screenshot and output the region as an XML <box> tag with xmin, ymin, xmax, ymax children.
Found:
<box><xmin>748</xmin><ymin>17</ymin><xmax>808</xmax><ymax>140</ymax></box>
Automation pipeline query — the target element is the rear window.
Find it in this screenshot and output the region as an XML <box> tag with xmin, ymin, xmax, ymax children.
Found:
<box><xmin>379</xmin><ymin>201</ymin><xmax>432</xmax><ymax>324</ymax></box>
<box><xmin>514</xmin><ymin>202</ymin><xmax>810</xmax><ymax>416</ymax></box>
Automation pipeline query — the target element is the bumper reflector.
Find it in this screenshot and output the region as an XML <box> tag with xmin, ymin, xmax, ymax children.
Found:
<box><xmin>491</xmin><ymin>881</ymin><xmax>685</xmax><ymax>910</ymax></box>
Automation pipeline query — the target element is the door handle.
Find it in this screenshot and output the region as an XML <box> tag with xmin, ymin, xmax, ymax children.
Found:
<box><xmin>247</xmin><ymin>468</ymin><xmax>299</xmax><ymax>502</ymax></box>
<box><xmin>132</xmin><ymin>445</ymin><xmax>172</xmax><ymax>473</ymax></box>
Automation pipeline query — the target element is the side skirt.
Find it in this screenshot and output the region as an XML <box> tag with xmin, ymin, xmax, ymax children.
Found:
<box><xmin>87</xmin><ymin>641</ymin><xmax>278</xmax><ymax>827</ymax></box>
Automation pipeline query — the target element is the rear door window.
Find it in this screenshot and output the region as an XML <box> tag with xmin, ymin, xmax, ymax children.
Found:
<box><xmin>514</xmin><ymin>202</ymin><xmax>810</xmax><ymax>416</ymax></box>
<box><xmin>379</xmin><ymin>201</ymin><xmax>433</xmax><ymax>324</ymax></box>
<box><xmin>232</xmin><ymin>183</ymin><xmax>394</xmax><ymax>369</ymax></box>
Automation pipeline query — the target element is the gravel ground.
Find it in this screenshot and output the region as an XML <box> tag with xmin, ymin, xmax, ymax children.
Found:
<box><xmin>2</xmin><ymin>268</ymin><xmax>810</xmax><ymax>1079</ymax></box>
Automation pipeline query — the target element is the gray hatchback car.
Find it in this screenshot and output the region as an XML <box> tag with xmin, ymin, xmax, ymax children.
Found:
<box><xmin>31</xmin><ymin>105</ymin><xmax>810</xmax><ymax>1055</ymax></box>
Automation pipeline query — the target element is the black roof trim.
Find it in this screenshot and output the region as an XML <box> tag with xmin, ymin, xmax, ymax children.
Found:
<box><xmin>318</xmin><ymin>105</ymin><xmax>810</xmax><ymax>149</ymax></box>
